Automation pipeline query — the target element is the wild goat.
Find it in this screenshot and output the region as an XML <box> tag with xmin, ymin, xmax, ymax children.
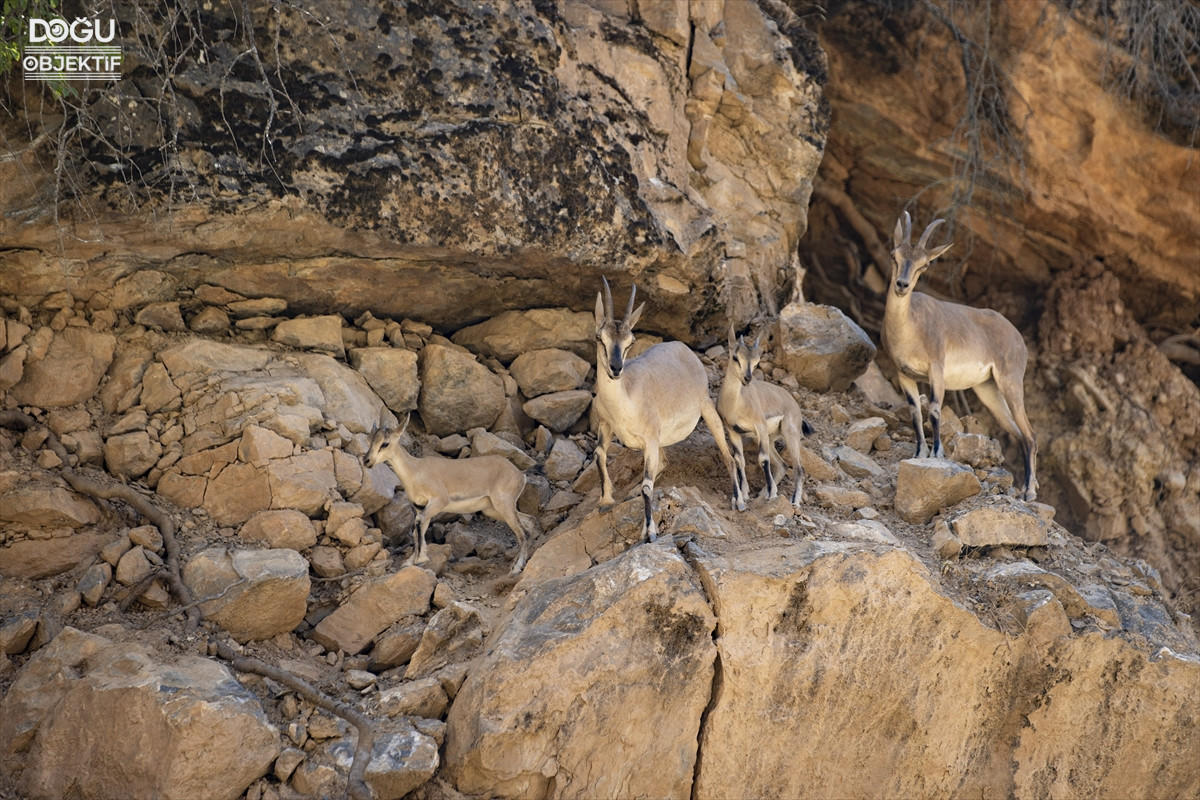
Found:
<box><xmin>718</xmin><ymin>326</ymin><xmax>808</xmax><ymax>510</ymax></box>
<box><xmin>883</xmin><ymin>211</ymin><xmax>1038</xmax><ymax>500</ymax></box>
<box><xmin>366</xmin><ymin>418</ymin><xmax>531</xmax><ymax>574</ymax></box>
<box><xmin>592</xmin><ymin>278</ymin><xmax>737</xmax><ymax>542</ymax></box>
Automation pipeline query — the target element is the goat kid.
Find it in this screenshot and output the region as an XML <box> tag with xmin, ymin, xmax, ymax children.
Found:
<box><xmin>718</xmin><ymin>326</ymin><xmax>808</xmax><ymax>510</ymax></box>
<box><xmin>883</xmin><ymin>211</ymin><xmax>1038</xmax><ymax>500</ymax></box>
<box><xmin>366</xmin><ymin>418</ymin><xmax>531</xmax><ymax>574</ymax></box>
<box><xmin>592</xmin><ymin>278</ymin><xmax>737</xmax><ymax>542</ymax></box>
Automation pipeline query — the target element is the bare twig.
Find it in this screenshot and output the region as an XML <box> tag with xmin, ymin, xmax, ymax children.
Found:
<box><xmin>211</xmin><ymin>639</ymin><xmax>376</xmax><ymax>800</ymax></box>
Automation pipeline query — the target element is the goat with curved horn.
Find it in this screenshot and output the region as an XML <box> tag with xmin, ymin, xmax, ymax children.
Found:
<box><xmin>592</xmin><ymin>277</ymin><xmax>738</xmax><ymax>542</ymax></box>
<box><xmin>884</xmin><ymin>210</ymin><xmax>1038</xmax><ymax>500</ymax></box>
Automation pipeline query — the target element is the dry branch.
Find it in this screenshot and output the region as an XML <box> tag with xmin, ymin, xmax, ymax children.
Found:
<box><xmin>60</xmin><ymin>469</ymin><xmax>202</xmax><ymax>631</ymax></box>
<box><xmin>211</xmin><ymin>639</ymin><xmax>376</xmax><ymax>800</ymax></box>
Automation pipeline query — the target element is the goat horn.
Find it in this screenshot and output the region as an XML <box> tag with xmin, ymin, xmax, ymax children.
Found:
<box><xmin>624</xmin><ymin>283</ymin><xmax>637</xmax><ymax>324</ymax></box>
<box><xmin>917</xmin><ymin>218</ymin><xmax>946</xmax><ymax>251</ymax></box>
<box><xmin>602</xmin><ymin>276</ymin><xmax>614</xmax><ymax>321</ymax></box>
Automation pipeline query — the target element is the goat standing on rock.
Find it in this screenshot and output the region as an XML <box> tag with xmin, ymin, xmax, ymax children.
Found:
<box><xmin>718</xmin><ymin>326</ymin><xmax>809</xmax><ymax>510</ymax></box>
<box><xmin>366</xmin><ymin>417</ymin><xmax>531</xmax><ymax>574</ymax></box>
<box><xmin>883</xmin><ymin>211</ymin><xmax>1038</xmax><ymax>501</ymax></box>
<box><xmin>591</xmin><ymin>278</ymin><xmax>737</xmax><ymax>542</ymax></box>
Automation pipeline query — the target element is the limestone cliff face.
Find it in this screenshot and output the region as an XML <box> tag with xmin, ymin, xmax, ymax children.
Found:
<box><xmin>0</xmin><ymin>0</ymin><xmax>827</xmax><ymax>338</ymax></box>
<box><xmin>804</xmin><ymin>0</ymin><xmax>1200</xmax><ymax>630</ymax></box>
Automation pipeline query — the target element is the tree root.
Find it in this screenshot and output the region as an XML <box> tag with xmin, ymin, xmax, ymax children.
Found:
<box><xmin>0</xmin><ymin>409</ymin><xmax>201</xmax><ymax>631</ymax></box>
<box><xmin>211</xmin><ymin>639</ymin><xmax>376</xmax><ymax>800</ymax></box>
<box><xmin>62</xmin><ymin>469</ymin><xmax>202</xmax><ymax>631</ymax></box>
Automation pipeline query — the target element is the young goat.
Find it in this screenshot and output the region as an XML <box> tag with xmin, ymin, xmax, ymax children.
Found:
<box><xmin>718</xmin><ymin>326</ymin><xmax>808</xmax><ymax>510</ymax></box>
<box><xmin>366</xmin><ymin>418</ymin><xmax>531</xmax><ymax>574</ymax></box>
<box><xmin>592</xmin><ymin>278</ymin><xmax>737</xmax><ymax>542</ymax></box>
<box><xmin>883</xmin><ymin>211</ymin><xmax>1038</xmax><ymax>500</ymax></box>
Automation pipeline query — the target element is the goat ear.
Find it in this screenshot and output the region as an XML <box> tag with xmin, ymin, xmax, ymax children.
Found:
<box><xmin>399</xmin><ymin>414</ymin><xmax>411</xmax><ymax>437</ymax></box>
<box><xmin>627</xmin><ymin>302</ymin><xmax>645</xmax><ymax>331</ymax></box>
<box><xmin>894</xmin><ymin>214</ymin><xmax>905</xmax><ymax>247</ymax></box>
<box><xmin>595</xmin><ymin>291</ymin><xmax>606</xmax><ymax>332</ymax></box>
<box><xmin>927</xmin><ymin>242</ymin><xmax>953</xmax><ymax>262</ymax></box>
<box><xmin>728</xmin><ymin>323</ymin><xmax>737</xmax><ymax>349</ymax></box>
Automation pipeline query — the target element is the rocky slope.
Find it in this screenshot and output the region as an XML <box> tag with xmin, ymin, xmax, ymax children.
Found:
<box><xmin>1</xmin><ymin>292</ymin><xmax>1198</xmax><ymax>800</ymax></box>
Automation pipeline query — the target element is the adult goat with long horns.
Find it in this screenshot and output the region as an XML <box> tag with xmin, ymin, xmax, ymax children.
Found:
<box><xmin>883</xmin><ymin>211</ymin><xmax>1038</xmax><ymax>500</ymax></box>
<box><xmin>591</xmin><ymin>278</ymin><xmax>737</xmax><ymax>541</ymax></box>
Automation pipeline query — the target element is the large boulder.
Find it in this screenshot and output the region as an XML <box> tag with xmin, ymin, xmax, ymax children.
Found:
<box><xmin>687</xmin><ymin>539</ymin><xmax>1200</xmax><ymax>800</ymax></box>
<box><xmin>445</xmin><ymin>544</ymin><xmax>716</xmax><ymax>799</ymax></box>
<box><xmin>182</xmin><ymin>548</ymin><xmax>311</xmax><ymax>643</ymax></box>
<box><xmin>0</xmin><ymin>627</ymin><xmax>280</xmax><ymax>800</ymax></box>
<box><xmin>773</xmin><ymin>302</ymin><xmax>876</xmax><ymax>392</ymax></box>
<box><xmin>418</xmin><ymin>344</ymin><xmax>505</xmax><ymax>436</ymax></box>
<box><xmin>10</xmin><ymin>328</ymin><xmax>116</xmax><ymax>407</ymax></box>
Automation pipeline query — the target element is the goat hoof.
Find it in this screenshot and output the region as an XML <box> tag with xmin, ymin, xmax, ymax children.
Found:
<box><xmin>735</xmin><ymin>501</ymin><xmax>747</xmax><ymax>512</ymax></box>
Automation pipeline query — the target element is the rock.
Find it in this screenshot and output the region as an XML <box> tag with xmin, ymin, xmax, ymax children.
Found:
<box><xmin>227</xmin><ymin>297</ymin><xmax>287</xmax><ymax>318</ymax></box>
<box><xmin>894</xmin><ymin>458</ymin><xmax>983</xmax><ymax>524</ymax></box>
<box><xmin>932</xmin><ymin>521</ymin><xmax>963</xmax><ymax>560</ymax></box>
<box><xmin>370</xmin><ymin>619</ymin><xmax>427</xmax><ymax>671</ymax></box>
<box><xmin>115</xmin><ymin>546</ymin><xmax>154</xmax><ymax>586</ymax></box>
<box><xmin>378</xmin><ymin>677</ymin><xmax>450</xmax><ymax>720</ymax></box>
<box><xmin>773</xmin><ymin>302</ymin><xmax>876</xmax><ymax>392</ymax></box>
<box><xmin>832</xmin><ymin>445</ymin><xmax>885</xmax><ymax>479</ymax></box>
<box><xmin>845</xmin><ymin>417</ymin><xmax>888</xmax><ymax>453</ymax></box>
<box><xmin>325</xmin><ymin>501</ymin><xmax>365</xmax><ymax>535</ymax></box>
<box><xmin>349</xmin><ymin>347</ymin><xmax>420</xmax><ymax>413</ymax></box>
<box><xmin>406</xmin><ymin>602</ymin><xmax>488</xmax><ymax>680</ymax></box>
<box><xmin>544</xmin><ymin>437</ymin><xmax>587</xmax><ymax>482</ymax></box>
<box><xmin>797</xmin><ymin>444</ymin><xmax>840</xmax><ymax>482</ymax></box>
<box><xmin>0</xmin><ymin>344</ymin><xmax>26</xmax><ymax>391</ymax></box>
<box><xmin>10</xmin><ymin>328</ymin><xmax>116</xmax><ymax>408</ymax></box>
<box><xmin>813</xmin><ymin>484</ymin><xmax>871</xmax><ymax>510</ymax></box>
<box><xmin>239</xmin><ymin>425</ymin><xmax>294</xmax><ymax>465</ymax></box>
<box><xmin>330</xmin><ymin>720</ymin><xmax>440</xmax><ymax>800</ymax></box>
<box><xmin>134</xmin><ymin>301</ymin><xmax>187</xmax><ymax>332</ymax></box>
<box><xmin>853</xmin><ymin>361</ymin><xmax>906</xmax><ymax>407</ymax></box>
<box><xmin>77</xmin><ymin>562</ymin><xmax>112</xmax><ymax>607</ymax></box>
<box><xmin>103</xmin><ymin>431</ymin><xmax>160</xmax><ymax>479</ymax></box>
<box><xmin>451</xmin><ymin>309</ymin><xmax>595</xmax><ymax>363</ymax></box>
<box><xmin>350</xmin><ymin>462</ymin><xmax>402</xmax><ymax>516</ymax></box>
<box><xmin>468</xmin><ymin>429</ymin><xmax>536</xmax><ymax>470</ymax></box>
<box><xmin>446</xmin><ymin>546</ymin><xmax>715</xmax><ymax>798</ymax></box>
<box><xmin>687</xmin><ymin>540</ymin><xmax>1200</xmax><ymax>799</ymax></box>
<box><xmin>947</xmin><ymin>432</ymin><xmax>1004</xmax><ymax>469</ymax></box>
<box><xmin>188</xmin><ymin>305</ymin><xmax>231</xmax><ymax>334</ymax></box>
<box><xmin>949</xmin><ymin>497</ymin><xmax>1050</xmax><ymax>548</ymax></box>
<box><xmin>309</xmin><ymin>567</ymin><xmax>436</xmax><ymax>655</ymax></box>
<box><xmin>833</xmin><ymin>520</ymin><xmax>901</xmax><ymax>546</ymax></box>
<box><xmin>267</xmin><ymin>451</ymin><xmax>338</xmax><ymax>516</ymax></box>
<box><xmin>158</xmin><ymin>338</ymin><xmax>271</xmax><ymax>376</ymax></box>
<box><xmin>272</xmin><ymin>315</ymin><xmax>345</xmax><ymax>357</ymax></box>
<box><xmin>109</xmin><ymin>269</ymin><xmax>176</xmax><ymax>310</ymax></box>
<box><xmin>182</xmin><ymin>548</ymin><xmax>311</xmax><ymax>643</ymax></box>
<box><xmin>0</xmin><ymin>610</ymin><xmax>39</xmax><ymax>655</ymax></box>
<box><xmin>0</xmin><ymin>532</ymin><xmax>113</xmax><ymax>581</ymax></box>
<box><xmin>239</xmin><ymin>509</ymin><xmax>318</xmax><ymax>551</ymax></box>
<box><xmin>295</xmin><ymin>353</ymin><xmax>393</xmax><ymax>435</ymax></box>
<box><xmin>418</xmin><ymin>344</ymin><xmax>505</xmax><ymax>436</ymax></box>
<box><xmin>522</xmin><ymin>389</ymin><xmax>592</xmax><ymax>433</ymax></box>
<box><xmin>515</xmin><ymin>497</ymin><xmax>645</xmax><ymax>591</ymax></box>
<box><xmin>308</xmin><ymin>545</ymin><xmax>344</xmax><ymax>579</ymax></box>
<box><xmin>273</xmin><ymin>747</ymin><xmax>305</xmax><ymax>783</ymax></box>
<box><xmin>508</xmin><ymin>348</ymin><xmax>591</xmax><ymax>397</ymax></box>
<box><xmin>0</xmin><ymin>627</ymin><xmax>279</xmax><ymax>800</ymax></box>
<box><xmin>140</xmin><ymin>361</ymin><xmax>181</xmax><ymax>413</ymax></box>
<box><xmin>204</xmin><ymin>462</ymin><xmax>272</xmax><ymax>526</ymax></box>
<box><xmin>0</xmin><ymin>485</ymin><xmax>100</xmax><ymax>529</ymax></box>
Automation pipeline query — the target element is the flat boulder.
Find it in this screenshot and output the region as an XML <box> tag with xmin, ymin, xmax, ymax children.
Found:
<box><xmin>950</xmin><ymin>497</ymin><xmax>1050</xmax><ymax>548</ymax></box>
<box><xmin>0</xmin><ymin>627</ymin><xmax>279</xmax><ymax>800</ymax></box>
<box><xmin>182</xmin><ymin>548</ymin><xmax>310</xmax><ymax>642</ymax></box>
<box><xmin>894</xmin><ymin>458</ymin><xmax>982</xmax><ymax>524</ymax></box>
<box><xmin>10</xmin><ymin>328</ymin><xmax>116</xmax><ymax>408</ymax></box>
<box><xmin>451</xmin><ymin>309</ymin><xmax>594</xmax><ymax>363</ymax></box>
<box><xmin>445</xmin><ymin>545</ymin><xmax>716</xmax><ymax>799</ymax></box>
